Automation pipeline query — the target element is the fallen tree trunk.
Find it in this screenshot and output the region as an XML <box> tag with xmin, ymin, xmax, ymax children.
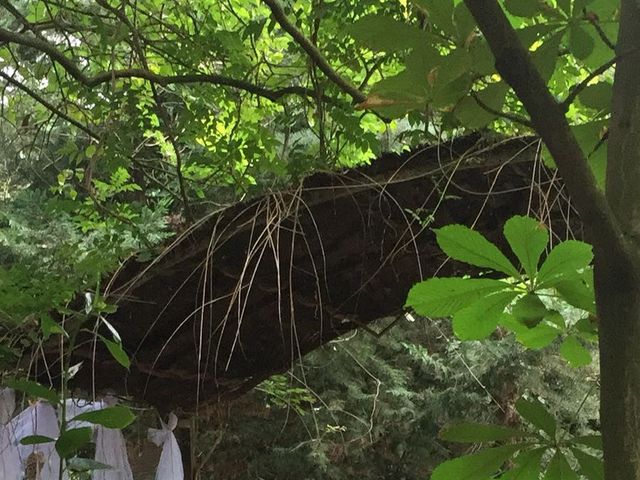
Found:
<box><xmin>67</xmin><ymin>135</ymin><xmax>576</xmax><ymax>411</ymax></box>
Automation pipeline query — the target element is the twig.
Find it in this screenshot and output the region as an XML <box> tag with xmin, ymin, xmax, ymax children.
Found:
<box><xmin>561</xmin><ymin>56</ymin><xmax>617</xmax><ymax>112</ymax></box>
<box><xmin>584</xmin><ymin>10</ymin><xmax>616</xmax><ymax>51</ymax></box>
<box><xmin>471</xmin><ymin>91</ymin><xmax>533</xmax><ymax>127</ymax></box>
<box><xmin>0</xmin><ymin>70</ymin><xmax>99</xmax><ymax>139</ymax></box>
<box><xmin>0</xmin><ymin>27</ymin><xmax>333</xmax><ymax>103</ymax></box>
<box><xmin>262</xmin><ymin>0</ymin><xmax>366</xmax><ymax>103</ymax></box>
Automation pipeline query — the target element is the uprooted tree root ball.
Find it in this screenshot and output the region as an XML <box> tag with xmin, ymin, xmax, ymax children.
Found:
<box><xmin>48</xmin><ymin>136</ymin><xmax>579</xmax><ymax>411</ymax></box>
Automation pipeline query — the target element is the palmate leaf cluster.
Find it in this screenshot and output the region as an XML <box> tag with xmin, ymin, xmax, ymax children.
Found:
<box><xmin>404</xmin><ymin>215</ymin><xmax>600</xmax><ymax>478</ymax></box>
<box><xmin>407</xmin><ymin>216</ymin><xmax>596</xmax><ymax>367</ymax></box>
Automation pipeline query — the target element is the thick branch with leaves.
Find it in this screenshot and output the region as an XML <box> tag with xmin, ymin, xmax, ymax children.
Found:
<box><xmin>262</xmin><ymin>0</ymin><xmax>367</xmax><ymax>103</ymax></box>
<box><xmin>464</xmin><ymin>1</ymin><xmax>640</xmax><ymax>479</ymax></box>
<box><xmin>464</xmin><ymin>0</ymin><xmax>622</xmax><ymax>255</ymax></box>
<box><xmin>0</xmin><ymin>27</ymin><xmax>329</xmax><ymax>103</ymax></box>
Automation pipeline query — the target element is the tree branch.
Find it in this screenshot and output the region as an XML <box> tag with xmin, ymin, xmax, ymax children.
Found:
<box><xmin>262</xmin><ymin>0</ymin><xmax>367</xmax><ymax>103</ymax></box>
<box><xmin>0</xmin><ymin>70</ymin><xmax>99</xmax><ymax>139</ymax></box>
<box><xmin>0</xmin><ymin>27</ymin><xmax>330</xmax><ymax>103</ymax></box>
<box><xmin>464</xmin><ymin>0</ymin><xmax>623</xmax><ymax>252</ymax></box>
<box><xmin>96</xmin><ymin>0</ymin><xmax>194</xmax><ymax>222</ymax></box>
<box><xmin>470</xmin><ymin>91</ymin><xmax>533</xmax><ymax>128</ymax></box>
<box><xmin>584</xmin><ymin>10</ymin><xmax>616</xmax><ymax>51</ymax></box>
<box><xmin>561</xmin><ymin>56</ymin><xmax>617</xmax><ymax>112</ymax></box>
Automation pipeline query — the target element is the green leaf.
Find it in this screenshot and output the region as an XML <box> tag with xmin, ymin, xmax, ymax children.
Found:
<box><xmin>504</xmin><ymin>216</ymin><xmax>548</xmax><ymax>280</ymax></box>
<box><xmin>516</xmin><ymin>24</ymin><xmax>563</xmax><ymax>49</ymax></box>
<box><xmin>578</xmin><ymin>82</ymin><xmax>612</xmax><ymax>113</ymax></box>
<box><xmin>431</xmin><ymin>72</ymin><xmax>472</xmax><ymax>108</ymax></box>
<box><xmin>588</xmin><ymin>144</ymin><xmax>607</xmax><ymax>191</ymax></box>
<box><xmin>367</xmin><ymin>72</ymin><xmax>429</xmax><ymax>118</ymax></box>
<box><xmin>411</xmin><ymin>0</ymin><xmax>455</xmax><ymax>36</ymax></box>
<box><xmin>544</xmin><ymin>310</ymin><xmax>567</xmax><ymax>329</ymax></box>
<box><xmin>431</xmin><ymin>444</ymin><xmax>521</xmax><ymax>480</ymax></box>
<box><xmin>571</xmin><ymin>120</ymin><xmax>609</xmax><ymax>189</ymax></box>
<box><xmin>72</xmin><ymin>406</ymin><xmax>136</xmax><ymax>429</ymax></box>
<box><xmin>532</xmin><ymin>31</ymin><xmax>563</xmax><ymax>82</ymax></box>
<box><xmin>502</xmin><ymin>315</ymin><xmax>561</xmax><ymax>349</ymax></box>
<box><xmin>453</xmin><ymin>2</ymin><xmax>476</xmax><ymax>44</ymax></box>
<box><xmin>7</xmin><ymin>379</ymin><xmax>59</xmax><ymax>404</ymax></box>
<box><xmin>537</xmin><ymin>241</ymin><xmax>593</xmax><ymax>286</ymax></box>
<box><xmin>453</xmin><ymin>291</ymin><xmax>518</xmax><ymax>339</ymax></box>
<box><xmin>41</xmin><ymin>314</ymin><xmax>66</xmax><ymax>340</ymax></box>
<box><xmin>433</xmin><ymin>48</ymin><xmax>472</xmax><ymax>86</ymax></box>
<box><xmin>572</xmin><ymin>120</ymin><xmax>608</xmax><ymax>154</ymax></box>
<box><xmin>500</xmin><ymin>447</ymin><xmax>547</xmax><ymax>480</ymax></box>
<box><xmin>575</xmin><ymin>316</ymin><xmax>598</xmax><ymax>340</ymax></box>
<box><xmin>557</xmin><ymin>0</ymin><xmax>572</xmax><ymax>15</ymax></box>
<box><xmin>572</xmin><ymin>435</ymin><xmax>603</xmax><ymax>451</ymax></box>
<box><xmin>588</xmin><ymin>0</ymin><xmax>620</xmax><ymax>18</ymax></box>
<box><xmin>406</xmin><ymin>278</ymin><xmax>510</xmax><ymax>317</ymax></box>
<box><xmin>544</xmin><ymin>450</ymin><xmax>579</xmax><ymax>480</ymax></box>
<box><xmin>515</xmin><ymin>398</ymin><xmax>556</xmax><ymax>438</ymax></box>
<box><xmin>435</xmin><ymin>225</ymin><xmax>520</xmax><ymax>277</ymax></box>
<box><xmin>440</xmin><ymin>422</ymin><xmax>528</xmax><ymax>443</ymax></box>
<box><xmin>569</xmin><ymin>24</ymin><xmax>595</xmax><ymax>60</ymax></box>
<box><xmin>67</xmin><ymin>457</ymin><xmax>113</xmax><ymax>472</ymax></box>
<box><xmin>455</xmin><ymin>82</ymin><xmax>509</xmax><ymax>129</ymax></box>
<box><xmin>85</xmin><ymin>144</ymin><xmax>97</xmax><ymax>158</ymax></box>
<box><xmin>571</xmin><ymin>448</ymin><xmax>604</xmax><ymax>480</ymax></box>
<box><xmin>55</xmin><ymin>427</ymin><xmax>93</xmax><ymax>458</ymax></box>
<box><xmin>469</xmin><ymin>39</ymin><xmax>496</xmax><ymax>76</ymax></box>
<box><xmin>101</xmin><ymin>337</ymin><xmax>131</xmax><ymax>369</ymax></box>
<box><xmin>512</xmin><ymin>294</ymin><xmax>548</xmax><ymax>327</ymax></box>
<box><xmin>345</xmin><ymin>15</ymin><xmax>430</xmax><ymax>52</ymax></box>
<box><xmin>554</xmin><ymin>270</ymin><xmax>596</xmax><ymax>314</ymax></box>
<box><xmin>20</xmin><ymin>435</ymin><xmax>55</xmax><ymax>445</ymax></box>
<box><xmin>505</xmin><ymin>0</ymin><xmax>542</xmax><ymax>17</ymax></box>
<box><xmin>560</xmin><ymin>336</ymin><xmax>592</xmax><ymax>367</ymax></box>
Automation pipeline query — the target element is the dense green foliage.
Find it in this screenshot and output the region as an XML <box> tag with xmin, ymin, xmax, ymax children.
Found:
<box><xmin>203</xmin><ymin>317</ymin><xmax>598</xmax><ymax>478</ymax></box>
<box><xmin>405</xmin><ymin>216</ymin><xmax>599</xmax><ymax>478</ymax></box>
<box><xmin>0</xmin><ymin>0</ymin><xmax>620</xmax><ymax>477</ymax></box>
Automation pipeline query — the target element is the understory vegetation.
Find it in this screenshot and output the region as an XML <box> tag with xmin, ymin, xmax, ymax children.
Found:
<box><xmin>206</xmin><ymin>319</ymin><xmax>598</xmax><ymax>479</ymax></box>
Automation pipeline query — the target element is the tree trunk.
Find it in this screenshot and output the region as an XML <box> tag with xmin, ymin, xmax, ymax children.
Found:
<box><xmin>464</xmin><ymin>0</ymin><xmax>640</xmax><ymax>477</ymax></box>
<box><xmin>599</xmin><ymin>1</ymin><xmax>640</xmax><ymax>477</ymax></box>
<box><xmin>596</xmin><ymin>253</ymin><xmax>640</xmax><ymax>479</ymax></box>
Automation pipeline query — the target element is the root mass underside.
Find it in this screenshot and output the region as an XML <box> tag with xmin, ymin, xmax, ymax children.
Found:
<box><xmin>65</xmin><ymin>136</ymin><xmax>576</xmax><ymax>411</ymax></box>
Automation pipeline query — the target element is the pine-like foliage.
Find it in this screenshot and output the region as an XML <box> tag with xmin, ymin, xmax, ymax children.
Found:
<box><xmin>195</xmin><ymin>318</ymin><xmax>598</xmax><ymax>479</ymax></box>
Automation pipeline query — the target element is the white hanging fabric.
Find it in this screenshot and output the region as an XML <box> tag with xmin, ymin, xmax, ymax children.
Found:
<box><xmin>10</xmin><ymin>400</ymin><xmax>66</xmax><ymax>480</ymax></box>
<box><xmin>0</xmin><ymin>388</ymin><xmax>15</xmax><ymax>424</ymax></box>
<box><xmin>0</xmin><ymin>388</ymin><xmax>21</xmax><ymax>480</ymax></box>
<box><xmin>1</xmin><ymin>393</ymin><xmax>140</xmax><ymax>480</ymax></box>
<box><xmin>148</xmin><ymin>413</ymin><xmax>184</xmax><ymax>480</ymax></box>
<box><xmin>64</xmin><ymin>398</ymin><xmax>104</xmax><ymax>429</ymax></box>
<box><xmin>92</xmin><ymin>397</ymin><xmax>133</xmax><ymax>480</ymax></box>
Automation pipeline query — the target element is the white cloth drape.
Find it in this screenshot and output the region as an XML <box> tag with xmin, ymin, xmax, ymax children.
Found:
<box><xmin>91</xmin><ymin>397</ymin><xmax>133</xmax><ymax>480</ymax></box>
<box><xmin>10</xmin><ymin>400</ymin><xmax>66</xmax><ymax>479</ymax></box>
<box><xmin>148</xmin><ymin>413</ymin><xmax>184</xmax><ymax>480</ymax></box>
<box><xmin>0</xmin><ymin>388</ymin><xmax>21</xmax><ymax>480</ymax></box>
<box><xmin>1</xmin><ymin>392</ymin><xmax>182</xmax><ymax>480</ymax></box>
